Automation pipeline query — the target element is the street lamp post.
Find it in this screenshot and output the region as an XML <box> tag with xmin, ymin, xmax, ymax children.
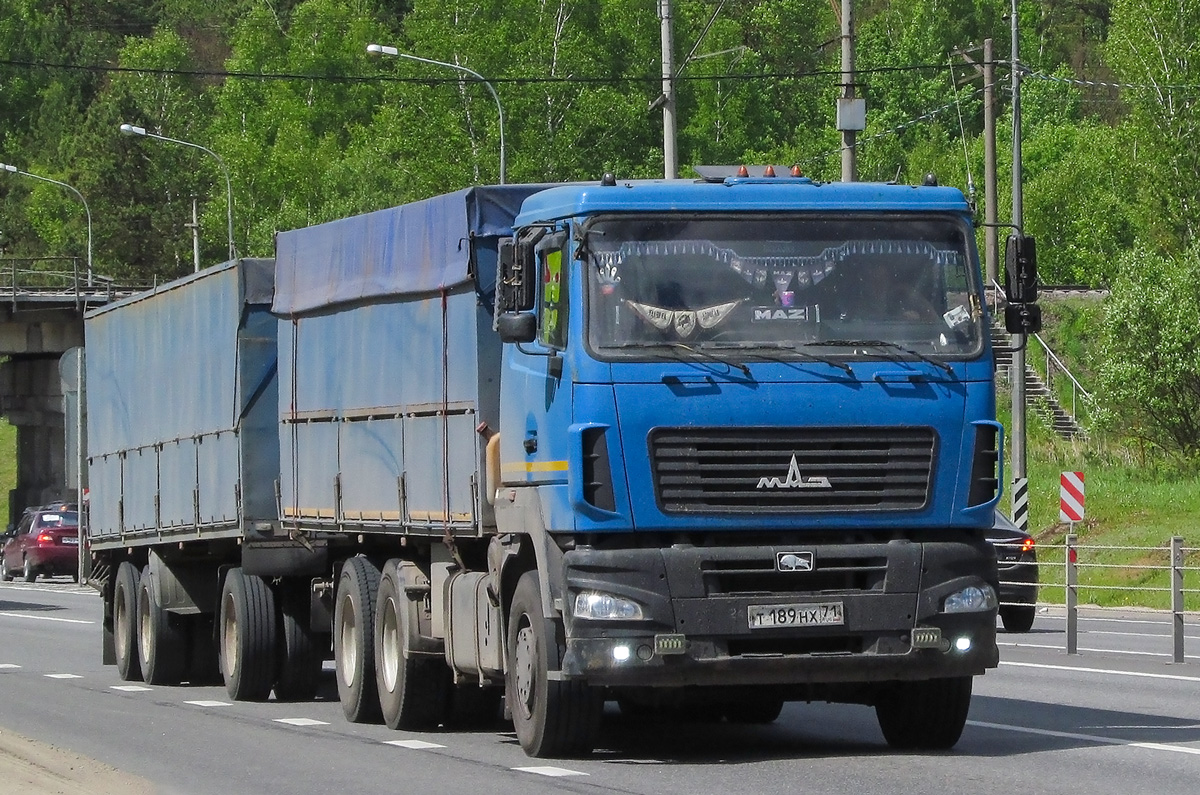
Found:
<box><xmin>0</xmin><ymin>162</ymin><xmax>93</xmax><ymax>287</ymax></box>
<box><xmin>119</xmin><ymin>124</ymin><xmax>237</xmax><ymax>263</ymax></box>
<box><xmin>367</xmin><ymin>43</ymin><xmax>507</xmax><ymax>185</ymax></box>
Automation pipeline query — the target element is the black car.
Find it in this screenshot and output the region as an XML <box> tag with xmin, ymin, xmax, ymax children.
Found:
<box><xmin>988</xmin><ymin>511</ymin><xmax>1039</xmax><ymax>632</ymax></box>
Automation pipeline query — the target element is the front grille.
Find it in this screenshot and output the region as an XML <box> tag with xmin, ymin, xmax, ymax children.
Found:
<box><xmin>649</xmin><ymin>426</ymin><xmax>936</xmax><ymax>514</ymax></box>
<box><xmin>702</xmin><ymin>554</ymin><xmax>889</xmax><ymax>595</ymax></box>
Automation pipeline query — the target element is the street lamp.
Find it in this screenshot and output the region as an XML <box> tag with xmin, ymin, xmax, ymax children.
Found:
<box><xmin>0</xmin><ymin>162</ymin><xmax>93</xmax><ymax>287</ymax></box>
<box><xmin>119</xmin><ymin>123</ymin><xmax>237</xmax><ymax>262</ymax></box>
<box><xmin>367</xmin><ymin>43</ymin><xmax>507</xmax><ymax>185</ymax></box>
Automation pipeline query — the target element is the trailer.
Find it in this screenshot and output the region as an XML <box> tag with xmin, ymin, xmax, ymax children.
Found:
<box><xmin>84</xmin><ymin>173</ymin><xmax>1039</xmax><ymax>758</ymax></box>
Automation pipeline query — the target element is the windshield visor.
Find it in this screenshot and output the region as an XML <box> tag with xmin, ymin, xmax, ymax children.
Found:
<box><xmin>585</xmin><ymin>214</ymin><xmax>983</xmax><ymax>359</ymax></box>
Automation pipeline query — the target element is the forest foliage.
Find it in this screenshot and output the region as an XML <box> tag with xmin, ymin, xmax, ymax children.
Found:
<box><xmin>2</xmin><ymin>0</ymin><xmax>1200</xmax><ymax>456</ymax></box>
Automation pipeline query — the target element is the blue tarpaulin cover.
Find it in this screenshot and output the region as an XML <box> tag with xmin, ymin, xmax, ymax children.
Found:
<box><xmin>273</xmin><ymin>185</ymin><xmax>552</xmax><ymax>316</ymax></box>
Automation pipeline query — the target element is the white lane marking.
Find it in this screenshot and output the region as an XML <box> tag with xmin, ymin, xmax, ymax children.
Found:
<box><xmin>110</xmin><ymin>685</ymin><xmax>153</xmax><ymax>692</ymax></box>
<box><xmin>185</xmin><ymin>700</ymin><xmax>232</xmax><ymax>707</ymax></box>
<box><xmin>512</xmin><ymin>766</ymin><xmax>588</xmax><ymax>777</ymax></box>
<box><xmin>274</xmin><ymin>718</ymin><xmax>329</xmax><ymax>727</ymax></box>
<box><xmin>0</xmin><ymin>611</ymin><xmax>93</xmax><ymax>625</ymax></box>
<box><xmin>383</xmin><ymin>739</ymin><xmax>446</xmax><ymax>750</ymax></box>
<box><xmin>969</xmin><ymin>720</ymin><xmax>1200</xmax><ymax>756</ymax></box>
<box><xmin>998</xmin><ymin>641</ymin><xmax>1199</xmax><ymax>661</ymax></box>
<box><xmin>0</xmin><ymin>583</ymin><xmax>94</xmax><ymax>596</ymax></box>
<box><xmin>44</xmin><ymin>673</ymin><xmax>83</xmax><ymax>679</ymax></box>
<box><xmin>1086</xmin><ymin>630</ymin><xmax>1200</xmax><ymax>641</ymax></box>
<box><xmin>0</xmin><ymin>664</ymin><xmax>20</xmax><ymax>669</ymax></box>
<box><xmin>1000</xmin><ymin>660</ymin><xmax>1200</xmax><ymax>683</ymax></box>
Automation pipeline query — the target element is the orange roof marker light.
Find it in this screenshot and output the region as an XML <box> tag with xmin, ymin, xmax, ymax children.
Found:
<box><xmin>737</xmin><ymin>165</ymin><xmax>750</xmax><ymax>177</ymax></box>
<box><xmin>791</xmin><ymin>165</ymin><xmax>803</xmax><ymax>177</ymax></box>
<box><xmin>763</xmin><ymin>165</ymin><xmax>776</xmax><ymax>177</ymax></box>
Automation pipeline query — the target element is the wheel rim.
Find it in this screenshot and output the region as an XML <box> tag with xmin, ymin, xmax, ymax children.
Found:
<box><xmin>221</xmin><ymin>591</ymin><xmax>239</xmax><ymax>676</ymax></box>
<box><xmin>513</xmin><ymin>621</ymin><xmax>536</xmax><ymax>720</ymax></box>
<box><xmin>380</xmin><ymin>595</ymin><xmax>400</xmax><ymax>694</ymax></box>
<box><xmin>138</xmin><ymin>586</ymin><xmax>152</xmax><ymax>664</ymax></box>
<box><xmin>338</xmin><ymin>593</ymin><xmax>358</xmax><ymax>687</ymax></box>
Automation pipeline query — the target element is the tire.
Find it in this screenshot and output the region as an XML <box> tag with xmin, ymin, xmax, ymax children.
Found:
<box><xmin>22</xmin><ymin>557</ymin><xmax>36</xmax><ymax>582</ymax></box>
<box><xmin>275</xmin><ymin>580</ymin><xmax>324</xmax><ymax>701</ymax></box>
<box><xmin>1</xmin><ymin>555</ymin><xmax>12</xmax><ymax>582</ymax></box>
<box><xmin>335</xmin><ymin>557</ymin><xmax>382</xmax><ymax>723</ymax></box>
<box><xmin>219</xmin><ymin>568</ymin><xmax>277</xmax><ymax>701</ymax></box>
<box><xmin>1000</xmin><ymin>605</ymin><xmax>1036</xmax><ymax>633</ymax></box>
<box><xmin>137</xmin><ymin>564</ymin><xmax>188</xmax><ymax>685</ymax></box>
<box><xmin>723</xmin><ymin>697</ymin><xmax>785</xmax><ymax>724</ymax></box>
<box><xmin>374</xmin><ymin>562</ymin><xmax>450</xmax><ymax>730</ymax></box>
<box><xmin>113</xmin><ymin>561</ymin><xmax>143</xmax><ymax>682</ymax></box>
<box><xmin>507</xmin><ymin>570</ymin><xmax>602</xmax><ymax>758</ymax></box>
<box><xmin>875</xmin><ymin>676</ymin><xmax>973</xmax><ymax>750</ymax></box>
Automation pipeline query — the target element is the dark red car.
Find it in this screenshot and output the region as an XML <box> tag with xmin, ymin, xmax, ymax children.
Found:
<box><xmin>1</xmin><ymin>507</ymin><xmax>80</xmax><ymax>582</ymax></box>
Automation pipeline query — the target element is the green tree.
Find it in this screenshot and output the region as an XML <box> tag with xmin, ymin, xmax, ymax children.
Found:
<box><xmin>1096</xmin><ymin>243</ymin><xmax>1200</xmax><ymax>457</ymax></box>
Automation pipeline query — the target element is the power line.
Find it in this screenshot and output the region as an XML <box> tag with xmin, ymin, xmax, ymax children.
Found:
<box><xmin>0</xmin><ymin>57</ymin><xmax>953</xmax><ymax>87</ymax></box>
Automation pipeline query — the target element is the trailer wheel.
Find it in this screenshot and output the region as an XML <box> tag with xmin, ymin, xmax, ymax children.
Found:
<box><xmin>507</xmin><ymin>570</ymin><xmax>602</xmax><ymax>758</ymax></box>
<box><xmin>875</xmin><ymin>676</ymin><xmax>973</xmax><ymax>750</ymax></box>
<box><xmin>113</xmin><ymin>561</ymin><xmax>143</xmax><ymax>682</ymax></box>
<box><xmin>335</xmin><ymin>556</ymin><xmax>382</xmax><ymax>723</ymax></box>
<box><xmin>137</xmin><ymin>564</ymin><xmax>187</xmax><ymax>685</ymax></box>
<box><xmin>219</xmin><ymin>567</ymin><xmax>277</xmax><ymax>701</ymax></box>
<box><xmin>275</xmin><ymin>580</ymin><xmax>324</xmax><ymax>701</ymax></box>
<box><xmin>374</xmin><ymin>562</ymin><xmax>449</xmax><ymax>730</ymax></box>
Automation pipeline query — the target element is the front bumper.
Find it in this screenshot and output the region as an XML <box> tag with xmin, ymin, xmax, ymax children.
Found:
<box><xmin>558</xmin><ymin>536</ymin><xmax>999</xmax><ymax>687</ymax></box>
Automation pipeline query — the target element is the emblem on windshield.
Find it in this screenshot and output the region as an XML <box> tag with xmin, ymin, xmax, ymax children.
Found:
<box><xmin>756</xmin><ymin>455</ymin><xmax>832</xmax><ymax>489</ymax></box>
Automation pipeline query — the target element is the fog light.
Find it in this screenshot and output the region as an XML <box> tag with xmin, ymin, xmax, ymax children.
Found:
<box><xmin>954</xmin><ymin>636</ymin><xmax>972</xmax><ymax>652</ymax></box>
<box><xmin>612</xmin><ymin>645</ymin><xmax>631</xmax><ymax>662</ymax></box>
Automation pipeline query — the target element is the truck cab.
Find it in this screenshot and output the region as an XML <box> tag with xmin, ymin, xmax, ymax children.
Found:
<box><xmin>491</xmin><ymin>172</ymin><xmax>1001</xmax><ymax>755</ymax></box>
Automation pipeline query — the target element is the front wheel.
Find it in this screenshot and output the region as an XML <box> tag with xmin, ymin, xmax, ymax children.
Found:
<box><xmin>875</xmin><ymin>676</ymin><xmax>973</xmax><ymax>750</ymax></box>
<box><xmin>0</xmin><ymin>555</ymin><xmax>12</xmax><ymax>582</ymax></box>
<box><xmin>507</xmin><ymin>571</ymin><xmax>602</xmax><ymax>758</ymax></box>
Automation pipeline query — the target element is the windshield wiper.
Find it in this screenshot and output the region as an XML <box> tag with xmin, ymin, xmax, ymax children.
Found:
<box><xmin>665</xmin><ymin>342</ymin><xmax>752</xmax><ymax>378</ymax></box>
<box><xmin>714</xmin><ymin>341</ymin><xmax>853</xmax><ymax>375</ymax></box>
<box><xmin>820</xmin><ymin>339</ymin><xmax>954</xmax><ymax>375</ymax></box>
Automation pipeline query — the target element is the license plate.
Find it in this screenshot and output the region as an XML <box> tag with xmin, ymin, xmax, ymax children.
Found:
<box><xmin>748</xmin><ymin>601</ymin><xmax>844</xmax><ymax>629</ymax></box>
<box><xmin>62</xmin><ymin>537</ymin><xmax>79</xmax><ymax>545</ymax></box>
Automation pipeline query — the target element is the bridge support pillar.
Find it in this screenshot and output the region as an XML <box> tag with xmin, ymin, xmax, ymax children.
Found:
<box><xmin>0</xmin><ymin>355</ymin><xmax>69</xmax><ymax>527</ymax></box>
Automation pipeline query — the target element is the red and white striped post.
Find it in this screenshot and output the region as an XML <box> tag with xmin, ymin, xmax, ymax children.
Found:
<box><xmin>1059</xmin><ymin>471</ymin><xmax>1084</xmax><ymax>524</ymax></box>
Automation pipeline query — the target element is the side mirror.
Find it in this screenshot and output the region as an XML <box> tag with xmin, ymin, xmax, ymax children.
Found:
<box><xmin>494</xmin><ymin>235</ymin><xmax>537</xmax><ymax>319</ymax></box>
<box><xmin>1004</xmin><ymin>234</ymin><xmax>1038</xmax><ymax>304</ymax></box>
<box><xmin>1003</xmin><ymin>234</ymin><xmax>1042</xmax><ymax>334</ymax></box>
<box><xmin>497</xmin><ymin>312</ymin><xmax>537</xmax><ymax>343</ymax></box>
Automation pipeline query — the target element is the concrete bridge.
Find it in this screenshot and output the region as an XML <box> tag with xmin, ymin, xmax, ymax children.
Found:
<box><xmin>0</xmin><ymin>259</ymin><xmax>143</xmax><ymax>527</ymax></box>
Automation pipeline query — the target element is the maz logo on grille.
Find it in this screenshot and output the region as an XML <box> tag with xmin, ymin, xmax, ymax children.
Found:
<box><xmin>777</xmin><ymin>551</ymin><xmax>814</xmax><ymax>572</ymax></box>
<box><xmin>756</xmin><ymin>454</ymin><xmax>832</xmax><ymax>490</ymax></box>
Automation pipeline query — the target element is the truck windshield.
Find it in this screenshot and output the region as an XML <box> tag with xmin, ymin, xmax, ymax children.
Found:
<box><xmin>584</xmin><ymin>214</ymin><xmax>983</xmax><ymax>361</ymax></box>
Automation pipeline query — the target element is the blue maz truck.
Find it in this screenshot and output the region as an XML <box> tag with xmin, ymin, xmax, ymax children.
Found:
<box><xmin>83</xmin><ymin>169</ymin><xmax>1022</xmax><ymax>758</ymax></box>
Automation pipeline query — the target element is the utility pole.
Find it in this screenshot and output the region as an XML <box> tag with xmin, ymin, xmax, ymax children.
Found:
<box><xmin>659</xmin><ymin>0</ymin><xmax>679</xmax><ymax>179</ymax></box>
<box><xmin>984</xmin><ymin>38</ymin><xmax>998</xmax><ymax>285</ymax></box>
<box><xmin>837</xmin><ymin>0</ymin><xmax>863</xmax><ymax>182</ymax></box>
<box><xmin>1010</xmin><ymin>0</ymin><xmax>1029</xmax><ymax>531</ymax></box>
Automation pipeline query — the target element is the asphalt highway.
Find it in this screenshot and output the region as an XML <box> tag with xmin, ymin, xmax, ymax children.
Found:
<box><xmin>1</xmin><ymin>579</ymin><xmax>1196</xmax><ymax>795</ymax></box>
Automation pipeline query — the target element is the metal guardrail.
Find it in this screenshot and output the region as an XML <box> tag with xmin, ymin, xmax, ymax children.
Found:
<box><xmin>998</xmin><ymin>535</ymin><xmax>1199</xmax><ymax>663</ymax></box>
<box><xmin>0</xmin><ymin>256</ymin><xmax>149</xmax><ymax>310</ymax></box>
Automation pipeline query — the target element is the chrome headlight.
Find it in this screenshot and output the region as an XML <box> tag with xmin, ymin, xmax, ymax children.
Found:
<box><xmin>943</xmin><ymin>584</ymin><xmax>998</xmax><ymax>614</ymax></box>
<box><xmin>573</xmin><ymin>591</ymin><xmax>645</xmax><ymax>621</ymax></box>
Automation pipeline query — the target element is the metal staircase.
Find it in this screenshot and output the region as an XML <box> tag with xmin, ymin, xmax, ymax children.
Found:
<box><xmin>990</xmin><ymin>319</ymin><xmax>1089</xmax><ymax>440</ymax></box>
